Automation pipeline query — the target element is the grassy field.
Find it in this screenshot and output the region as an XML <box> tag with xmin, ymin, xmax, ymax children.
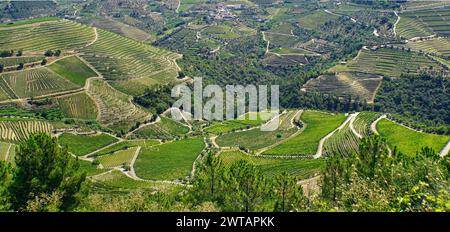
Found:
<box><xmin>216</xmin><ymin>111</ymin><xmax>300</xmax><ymax>151</ymax></box>
<box><xmin>0</xmin><ymin>119</ymin><xmax>53</xmax><ymax>142</ymax></box>
<box><xmin>377</xmin><ymin>119</ymin><xmax>450</xmax><ymax>156</ymax></box>
<box><xmin>97</xmin><ymin>146</ymin><xmax>139</xmax><ymax>168</ymax></box>
<box><xmin>219</xmin><ymin>150</ymin><xmax>325</xmax><ymax>179</ymax></box>
<box><xmin>47</xmin><ymin>56</ymin><xmax>97</xmax><ymax>86</ymax></box>
<box><xmin>58</xmin><ymin>133</ymin><xmax>119</xmax><ymax>156</ymax></box>
<box><xmin>0</xmin><ymin>67</ymin><xmax>80</xmax><ymax>98</ymax></box>
<box><xmin>302</xmin><ymin>72</ymin><xmax>383</xmax><ymax>103</ymax></box>
<box><xmin>93</xmin><ymin>139</ymin><xmax>160</xmax><ymax>157</ymax></box>
<box><xmin>56</xmin><ymin>92</ymin><xmax>98</xmax><ymax>120</ymax></box>
<box><xmin>134</xmin><ymin>137</ymin><xmax>205</xmax><ymax>181</ymax></box>
<box><xmin>78</xmin><ymin>159</ymin><xmax>104</xmax><ymax>176</ymax></box>
<box><xmin>88</xmin><ymin>79</ymin><xmax>150</xmax><ymax>131</ymax></box>
<box><xmin>330</xmin><ymin>48</ymin><xmax>443</xmax><ymax>78</ymax></box>
<box><xmin>0</xmin><ymin>142</ymin><xmax>11</xmax><ymax>160</ymax></box>
<box><xmin>0</xmin><ymin>20</ymin><xmax>95</xmax><ymax>52</ymax></box>
<box><xmin>263</xmin><ymin>111</ymin><xmax>346</xmax><ymax>156</ymax></box>
<box><xmin>133</xmin><ymin>117</ymin><xmax>189</xmax><ymax>139</ymax></box>
<box><xmin>91</xmin><ymin>170</ymin><xmax>165</xmax><ymax>191</ymax></box>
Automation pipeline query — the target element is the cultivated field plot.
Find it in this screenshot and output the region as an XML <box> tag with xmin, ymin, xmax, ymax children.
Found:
<box><xmin>0</xmin><ymin>20</ymin><xmax>95</xmax><ymax>52</ymax></box>
<box><xmin>204</xmin><ymin>112</ymin><xmax>275</xmax><ymax>134</ymax></box>
<box><xmin>134</xmin><ymin>137</ymin><xmax>205</xmax><ymax>181</ymax></box>
<box><xmin>219</xmin><ymin>150</ymin><xmax>325</xmax><ymax>179</ymax></box>
<box><xmin>396</xmin><ymin>17</ymin><xmax>433</xmax><ymax>39</ymax></box>
<box><xmin>216</xmin><ymin>111</ymin><xmax>300</xmax><ymax>151</ymax></box>
<box><xmin>94</xmin><ymin>139</ymin><xmax>160</xmax><ymax>157</ymax></box>
<box><xmin>58</xmin><ymin>133</ymin><xmax>119</xmax><ymax>156</ymax></box>
<box><xmin>402</xmin><ymin>37</ymin><xmax>450</xmax><ymax>57</ymax></box>
<box><xmin>97</xmin><ymin>146</ymin><xmax>139</xmax><ymax>169</ymax></box>
<box><xmin>262</xmin><ymin>53</ymin><xmax>309</xmax><ymax>67</ymax></box>
<box><xmin>265</xmin><ymin>32</ymin><xmax>302</xmax><ymax>49</ymax></box>
<box><xmin>302</xmin><ymin>72</ymin><xmax>383</xmax><ymax>103</ymax></box>
<box><xmin>203</xmin><ymin>25</ymin><xmax>241</xmax><ymax>40</ymax></box>
<box><xmin>353</xmin><ymin>111</ymin><xmax>380</xmax><ymax>137</ymax></box>
<box><xmin>0</xmin><ymin>67</ymin><xmax>79</xmax><ymax>98</ymax></box>
<box><xmin>400</xmin><ymin>6</ymin><xmax>450</xmax><ymax>38</ymax></box>
<box><xmin>331</xmin><ymin>48</ymin><xmax>443</xmax><ymax>78</ymax></box>
<box><xmin>133</xmin><ymin>117</ymin><xmax>189</xmax><ymax>140</ymax></box>
<box><xmin>295</xmin><ymin>39</ymin><xmax>334</xmax><ymax>54</ymax></box>
<box><xmin>0</xmin><ymin>56</ymin><xmax>44</xmax><ymax>67</ymax></box>
<box><xmin>0</xmin><ymin>119</ymin><xmax>53</xmax><ymax>142</ymax></box>
<box><xmin>91</xmin><ymin>17</ymin><xmax>151</xmax><ymax>42</ymax></box>
<box><xmin>297</xmin><ymin>11</ymin><xmax>339</xmax><ymax>29</ymax></box>
<box><xmin>56</xmin><ymin>92</ymin><xmax>98</xmax><ymax>120</ymax></box>
<box><xmin>377</xmin><ymin>119</ymin><xmax>450</xmax><ymax>156</ymax></box>
<box><xmin>87</xmin><ymin>79</ymin><xmax>150</xmax><ymax>131</ymax></box>
<box><xmin>263</xmin><ymin>111</ymin><xmax>346</xmax><ymax>156</ymax></box>
<box><xmin>47</xmin><ymin>56</ymin><xmax>97</xmax><ymax>86</ymax></box>
<box><xmin>80</xmin><ymin>29</ymin><xmax>179</xmax><ymax>84</ymax></box>
<box><xmin>323</xmin><ymin>120</ymin><xmax>359</xmax><ymax>157</ymax></box>
<box><xmin>91</xmin><ymin>170</ymin><xmax>164</xmax><ymax>192</ymax></box>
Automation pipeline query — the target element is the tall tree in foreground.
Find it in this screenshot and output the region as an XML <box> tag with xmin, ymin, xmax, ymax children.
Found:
<box><xmin>8</xmin><ymin>133</ymin><xmax>86</xmax><ymax>211</ymax></box>
<box><xmin>273</xmin><ymin>171</ymin><xmax>307</xmax><ymax>212</ymax></box>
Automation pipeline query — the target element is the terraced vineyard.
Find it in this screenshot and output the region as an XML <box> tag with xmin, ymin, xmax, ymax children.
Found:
<box><xmin>323</xmin><ymin>120</ymin><xmax>359</xmax><ymax>157</ymax></box>
<box><xmin>403</xmin><ymin>37</ymin><xmax>450</xmax><ymax>57</ymax></box>
<box><xmin>0</xmin><ymin>67</ymin><xmax>79</xmax><ymax>98</ymax></box>
<box><xmin>377</xmin><ymin>119</ymin><xmax>450</xmax><ymax>156</ymax></box>
<box><xmin>216</xmin><ymin>111</ymin><xmax>300</xmax><ymax>151</ymax></box>
<box><xmin>0</xmin><ymin>20</ymin><xmax>95</xmax><ymax>52</ymax></box>
<box><xmin>133</xmin><ymin>117</ymin><xmax>189</xmax><ymax>140</ymax></box>
<box><xmin>0</xmin><ymin>119</ymin><xmax>53</xmax><ymax>142</ymax></box>
<box><xmin>353</xmin><ymin>112</ymin><xmax>380</xmax><ymax>137</ymax></box>
<box><xmin>219</xmin><ymin>150</ymin><xmax>325</xmax><ymax>179</ymax></box>
<box><xmin>97</xmin><ymin>146</ymin><xmax>139</xmax><ymax>168</ymax></box>
<box><xmin>400</xmin><ymin>6</ymin><xmax>450</xmax><ymax>38</ymax></box>
<box><xmin>263</xmin><ymin>111</ymin><xmax>346</xmax><ymax>156</ymax></box>
<box><xmin>56</xmin><ymin>92</ymin><xmax>98</xmax><ymax>120</ymax></box>
<box><xmin>134</xmin><ymin>137</ymin><xmax>205</xmax><ymax>181</ymax></box>
<box><xmin>302</xmin><ymin>72</ymin><xmax>383</xmax><ymax>103</ymax></box>
<box><xmin>58</xmin><ymin>133</ymin><xmax>119</xmax><ymax>156</ymax></box>
<box><xmin>80</xmin><ymin>29</ymin><xmax>180</xmax><ymax>94</ymax></box>
<box><xmin>88</xmin><ymin>79</ymin><xmax>150</xmax><ymax>131</ymax></box>
<box><xmin>331</xmin><ymin>48</ymin><xmax>443</xmax><ymax>78</ymax></box>
<box><xmin>396</xmin><ymin>17</ymin><xmax>433</xmax><ymax>39</ymax></box>
<box><xmin>0</xmin><ymin>56</ymin><xmax>44</xmax><ymax>67</ymax></box>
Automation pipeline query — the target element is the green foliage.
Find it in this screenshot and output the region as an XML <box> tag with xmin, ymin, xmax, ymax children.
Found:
<box><xmin>375</xmin><ymin>74</ymin><xmax>450</xmax><ymax>134</ymax></box>
<box><xmin>320</xmin><ymin>135</ymin><xmax>450</xmax><ymax>212</ymax></box>
<box><xmin>6</xmin><ymin>133</ymin><xmax>86</xmax><ymax>211</ymax></box>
